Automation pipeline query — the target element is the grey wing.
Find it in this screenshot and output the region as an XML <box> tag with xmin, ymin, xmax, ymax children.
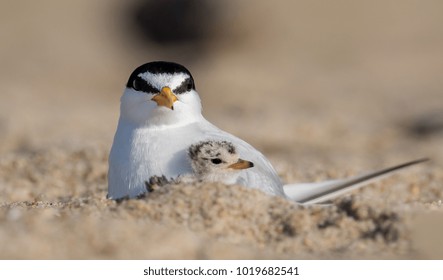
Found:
<box><xmin>284</xmin><ymin>158</ymin><xmax>429</xmax><ymax>204</ymax></box>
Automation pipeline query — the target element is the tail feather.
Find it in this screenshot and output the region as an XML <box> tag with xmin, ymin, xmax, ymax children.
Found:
<box><xmin>284</xmin><ymin>158</ymin><xmax>429</xmax><ymax>205</ymax></box>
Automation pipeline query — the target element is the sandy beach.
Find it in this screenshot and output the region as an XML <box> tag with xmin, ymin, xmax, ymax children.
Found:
<box><xmin>0</xmin><ymin>0</ymin><xmax>442</xmax><ymax>259</ymax></box>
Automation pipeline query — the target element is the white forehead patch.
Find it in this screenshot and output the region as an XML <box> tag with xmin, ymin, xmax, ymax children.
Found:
<box><xmin>138</xmin><ymin>72</ymin><xmax>190</xmax><ymax>91</ymax></box>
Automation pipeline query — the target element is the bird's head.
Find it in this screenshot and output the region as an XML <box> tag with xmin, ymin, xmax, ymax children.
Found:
<box><xmin>188</xmin><ymin>140</ymin><xmax>254</xmax><ymax>184</ymax></box>
<box><xmin>120</xmin><ymin>61</ymin><xmax>203</xmax><ymax>127</ymax></box>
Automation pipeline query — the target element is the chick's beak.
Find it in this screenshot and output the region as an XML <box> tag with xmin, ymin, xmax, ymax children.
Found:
<box><xmin>151</xmin><ymin>86</ymin><xmax>178</xmax><ymax>110</ymax></box>
<box><xmin>228</xmin><ymin>159</ymin><xmax>254</xmax><ymax>170</ymax></box>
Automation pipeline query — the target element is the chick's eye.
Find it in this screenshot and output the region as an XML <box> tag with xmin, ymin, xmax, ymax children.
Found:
<box><xmin>211</xmin><ymin>158</ymin><xmax>222</xmax><ymax>164</ymax></box>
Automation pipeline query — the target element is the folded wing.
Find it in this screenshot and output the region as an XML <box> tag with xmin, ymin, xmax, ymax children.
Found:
<box><xmin>284</xmin><ymin>158</ymin><xmax>429</xmax><ymax>204</ymax></box>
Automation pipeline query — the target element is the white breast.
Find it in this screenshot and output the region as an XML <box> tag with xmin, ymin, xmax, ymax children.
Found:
<box><xmin>108</xmin><ymin>118</ymin><xmax>285</xmax><ymax>199</ymax></box>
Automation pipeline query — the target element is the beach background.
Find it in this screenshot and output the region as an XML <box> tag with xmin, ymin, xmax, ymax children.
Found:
<box><xmin>0</xmin><ymin>0</ymin><xmax>442</xmax><ymax>259</ymax></box>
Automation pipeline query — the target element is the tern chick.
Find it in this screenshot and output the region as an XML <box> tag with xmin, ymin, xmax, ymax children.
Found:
<box><xmin>187</xmin><ymin>140</ymin><xmax>254</xmax><ymax>184</ymax></box>
<box><xmin>145</xmin><ymin>140</ymin><xmax>254</xmax><ymax>191</ymax></box>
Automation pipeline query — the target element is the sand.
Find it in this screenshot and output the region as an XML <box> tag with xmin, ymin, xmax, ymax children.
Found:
<box><xmin>1</xmin><ymin>0</ymin><xmax>442</xmax><ymax>259</ymax></box>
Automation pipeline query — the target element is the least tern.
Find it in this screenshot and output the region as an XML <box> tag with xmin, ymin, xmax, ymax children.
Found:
<box><xmin>108</xmin><ymin>61</ymin><xmax>427</xmax><ymax>203</ymax></box>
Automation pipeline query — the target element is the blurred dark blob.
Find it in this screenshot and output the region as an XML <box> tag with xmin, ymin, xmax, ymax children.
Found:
<box><xmin>405</xmin><ymin>111</ymin><xmax>443</xmax><ymax>138</ymax></box>
<box><xmin>130</xmin><ymin>0</ymin><xmax>218</xmax><ymax>45</ymax></box>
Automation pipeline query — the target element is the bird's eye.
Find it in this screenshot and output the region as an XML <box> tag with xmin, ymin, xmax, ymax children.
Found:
<box><xmin>174</xmin><ymin>78</ymin><xmax>194</xmax><ymax>94</ymax></box>
<box><xmin>132</xmin><ymin>79</ymin><xmax>141</xmax><ymax>91</ymax></box>
<box><xmin>211</xmin><ymin>158</ymin><xmax>222</xmax><ymax>164</ymax></box>
<box><xmin>186</xmin><ymin>81</ymin><xmax>194</xmax><ymax>91</ymax></box>
<box><xmin>131</xmin><ymin>77</ymin><xmax>158</xmax><ymax>93</ymax></box>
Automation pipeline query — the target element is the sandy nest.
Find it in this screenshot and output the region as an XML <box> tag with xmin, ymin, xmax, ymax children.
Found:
<box><xmin>0</xmin><ymin>146</ymin><xmax>442</xmax><ymax>259</ymax></box>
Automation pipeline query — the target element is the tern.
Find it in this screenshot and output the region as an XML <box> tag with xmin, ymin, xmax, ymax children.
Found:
<box><xmin>108</xmin><ymin>61</ymin><xmax>427</xmax><ymax>203</ymax></box>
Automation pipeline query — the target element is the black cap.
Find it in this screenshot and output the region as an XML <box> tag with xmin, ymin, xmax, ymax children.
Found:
<box><xmin>126</xmin><ymin>61</ymin><xmax>195</xmax><ymax>94</ymax></box>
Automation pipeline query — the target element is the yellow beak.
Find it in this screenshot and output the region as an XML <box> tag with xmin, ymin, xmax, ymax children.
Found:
<box><xmin>228</xmin><ymin>159</ymin><xmax>254</xmax><ymax>170</ymax></box>
<box><xmin>151</xmin><ymin>86</ymin><xmax>178</xmax><ymax>110</ymax></box>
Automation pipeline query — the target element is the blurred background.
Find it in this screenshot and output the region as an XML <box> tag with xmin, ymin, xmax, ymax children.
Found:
<box><xmin>1</xmin><ymin>0</ymin><xmax>443</xmax><ymax>260</ymax></box>
<box><xmin>1</xmin><ymin>0</ymin><xmax>442</xmax><ymax>164</ymax></box>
